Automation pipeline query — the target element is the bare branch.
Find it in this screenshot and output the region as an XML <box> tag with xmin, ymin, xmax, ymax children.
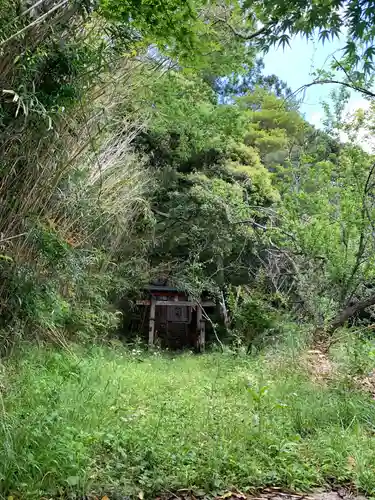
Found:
<box><xmin>20</xmin><ymin>0</ymin><xmax>50</xmax><ymax>17</ymax></box>
<box><xmin>199</xmin><ymin>303</ymin><xmax>224</xmax><ymax>352</ymax></box>
<box><xmin>341</xmin><ymin>162</ymin><xmax>375</xmax><ymax>305</ymax></box>
<box><xmin>0</xmin><ymin>0</ymin><xmax>69</xmax><ymax>48</ymax></box>
<box><xmin>213</xmin><ymin>17</ymin><xmax>272</xmax><ymax>41</ymax></box>
<box><xmin>292</xmin><ymin>79</ymin><xmax>375</xmax><ymax>101</ymax></box>
<box><xmin>327</xmin><ymin>293</ymin><xmax>375</xmax><ymax>334</ymax></box>
<box><xmin>234</xmin><ymin>219</ymin><xmax>267</xmax><ymax>230</ymax></box>
<box><xmin>234</xmin><ymin>218</ymin><xmax>297</xmax><ymax>240</ymax></box>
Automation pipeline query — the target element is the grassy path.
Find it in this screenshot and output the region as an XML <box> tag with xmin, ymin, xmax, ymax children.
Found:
<box><xmin>1</xmin><ymin>344</ymin><xmax>375</xmax><ymax>498</ymax></box>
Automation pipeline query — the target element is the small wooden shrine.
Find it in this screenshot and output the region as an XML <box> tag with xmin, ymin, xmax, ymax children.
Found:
<box><xmin>136</xmin><ymin>284</ymin><xmax>215</xmax><ymax>350</ymax></box>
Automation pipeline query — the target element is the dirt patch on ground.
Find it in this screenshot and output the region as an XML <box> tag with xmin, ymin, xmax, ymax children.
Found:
<box><xmin>83</xmin><ymin>486</ymin><xmax>367</xmax><ymax>500</ymax></box>
<box><xmin>157</xmin><ymin>488</ymin><xmax>366</xmax><ymax>500</ymax></box>
<box><xmin>300</xmin><ymin>349</ymin><xmax>336</xmax><ymax>383</ymax></box>
<box><xmin>352</xmin><ymin>369</ymin><xmax>375</xmax><ymax>399</ymax></box>
<box><xmin>299</xmin><ymin>347</ymin><xmax>375</xmax><ymax>398</ymax></box>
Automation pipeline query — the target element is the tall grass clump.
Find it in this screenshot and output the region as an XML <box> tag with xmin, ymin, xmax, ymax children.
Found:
<box><xmin>0</xmin><ymin>2</ymin><xmax>155</xmax><ymax>350</ymax></box>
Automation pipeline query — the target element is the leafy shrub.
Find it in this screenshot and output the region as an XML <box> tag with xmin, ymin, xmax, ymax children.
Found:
<box><xmin>338</xmin><ymin>331</ymin><xmax>375</xmax><ymax>376</ymax></box>
<box><xmin>229</xmin><ymin>289</ymin><xmax>278</xmax><ymax>347</ymax></box>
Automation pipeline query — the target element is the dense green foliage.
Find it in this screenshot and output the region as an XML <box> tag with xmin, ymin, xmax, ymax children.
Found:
<box><xmin>1</xmin><ymin>0</ymin><xmax>375</xmax><ymax>348</ymax></box>
<box><xmin>3</xmin><ymin>0</ymin><xmax>375</xmax><ymax>498</ymax></box>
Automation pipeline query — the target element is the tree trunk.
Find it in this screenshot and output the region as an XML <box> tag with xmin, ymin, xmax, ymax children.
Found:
<box><xmin>326</xmin><ymin>293</ymin><xmax>375</xmax><ymax>334</ymax></box>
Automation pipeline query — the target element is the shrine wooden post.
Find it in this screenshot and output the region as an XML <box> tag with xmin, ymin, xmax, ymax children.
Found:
<box><xmin>196</xmin><ymin>305</ymin><xmax>205</xmax><ymax>351</ymax></box>
<box><xmin>148</xmin><ymin>296</ymin><xmax>156</xmax><ymax>347</ymax></box>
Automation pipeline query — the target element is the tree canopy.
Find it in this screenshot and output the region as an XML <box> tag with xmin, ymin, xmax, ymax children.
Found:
<box><xmin>0</xmin><ymin>0</ymin><xmax>375</xmax><ymax>350</ymax></box>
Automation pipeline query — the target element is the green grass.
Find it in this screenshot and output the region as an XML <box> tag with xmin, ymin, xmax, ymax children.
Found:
<box><xmin>1</xmin><ymin>343</ymin><xmax>375</xmax><ymax>499</ymax></box>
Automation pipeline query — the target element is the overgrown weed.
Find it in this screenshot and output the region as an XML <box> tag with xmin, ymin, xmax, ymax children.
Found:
<box><xmin>1</xmin><ymin>339</ymin><xmax>375</xmax><ymax>498</ymax></box>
